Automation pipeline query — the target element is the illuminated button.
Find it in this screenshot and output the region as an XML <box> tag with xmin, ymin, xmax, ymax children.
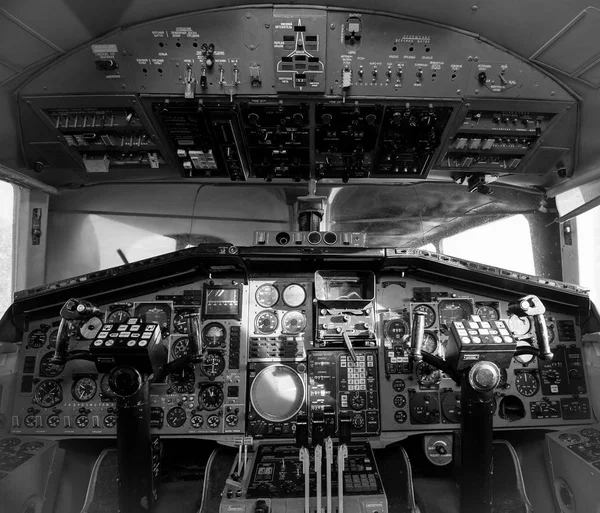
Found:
<box><xmin>478</xmin><ymin>329</ymin><xmax>490</xmax><ymax>335</ymax></box>
<box><xmin>93</xmin><ymin>340</ymin><xmax>103</xmax><ymax>346</ymax></box>
<box><xmin>469</xmin><ymin>322</ymin><xmax>479</xmax><ymax>329</ymax></box>
<box><xmin>468</xmin><ymin>330</ymin><xmax>478</xmax><ymax>335</ymax></box>
<box><xmin>105</xmin><ymin>340</ymin><xmax>114</xmax><ymax>347</ymax></box>
<box><xmin>499</xmin><ymin>329</ymin><xmax>509</xmax><ymax>336</ymax></box>
<box><xmin>127</xmin><ymin>340</ymin><xmax>136</xmax><ymax>347</ymax></box>
<box><xmin>503</xmin><ymin>336</ymin><xmax>514</xmax><ymax>343</ymax></box>
<box><xmin>98</xmin><ymin>333</ymin><xmax>108</xmax><ymax>339</ymax></box>
<box><xmin>461</xmin><ymin>337</ymin><xmax>471</xmax><ymax>344</ymax></box>
<box><xmin>493</xmin><ymin>336</ymin><xmax>503</xmax><ymax>343</ymax></box>
<box><xmin>457</xmin><ymin>330</ymin><xmax>468</xmax><ymax>337</ymax></box>
<box><xmin>472</xmin><ymin>337</ymin><xmax>482</xmax><ymax>344</ymax></box>
<box><xmin>139</xmin><ymin>340</ymin><xmax>148</xmax><ymax>347</ymax></box>
<box><xmin>489</xmin><ymin>330</ymin><xmax>499</xmax><ymax>335</ymax></box>
<box><xmin>480</xmin><ymin>322</ymin><xmax>491</xmax><ymax>328</ymax></box>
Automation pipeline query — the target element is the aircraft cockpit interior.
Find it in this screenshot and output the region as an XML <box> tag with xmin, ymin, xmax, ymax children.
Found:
<box><xmin>1</xmin><ymin>2</ymin><xmax>600</xmax><ymax>512</ymax></box>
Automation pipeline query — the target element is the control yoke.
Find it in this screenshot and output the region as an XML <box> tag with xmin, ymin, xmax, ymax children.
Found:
<box><xmin>52</xmin><ymin>298</ymin><xmax>101</xmax><ymax>364</ymax></box>
<box><xmin>508</xmin><ymin>294</ymin><xmax>553</xmax><ymax>360</ymax></box>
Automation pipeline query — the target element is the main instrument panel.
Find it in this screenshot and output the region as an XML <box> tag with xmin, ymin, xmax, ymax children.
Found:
<box><xmin>9</xmin><ymin>252</ymin><xmax>594</xmax><ymax>443</ymax></box>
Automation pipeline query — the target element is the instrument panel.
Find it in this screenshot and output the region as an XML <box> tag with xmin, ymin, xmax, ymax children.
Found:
<box><xmin>9</xmin><ymin>268</ymin><xmax>593</xmax><ymax>442</ymax></box>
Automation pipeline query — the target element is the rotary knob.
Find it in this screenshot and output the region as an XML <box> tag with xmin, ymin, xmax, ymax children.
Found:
<box><xmin>468</xmin><ymin>361</ymin><xmax>500</xmax><ymax>392</ymax></box>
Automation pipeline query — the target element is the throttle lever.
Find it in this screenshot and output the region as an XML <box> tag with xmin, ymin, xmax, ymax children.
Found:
<box><xmin>410</xmin><ymin>311</ymin><xmax>427</xmax><ymax>362</ymax></box>
<box><xmin>508</xmin><ymin>295</ymin><xmax>553</xmax><ymax>360</ymax></box>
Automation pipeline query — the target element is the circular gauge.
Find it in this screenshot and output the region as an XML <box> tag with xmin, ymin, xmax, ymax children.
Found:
<box><xmin>27</xmin><ymin>329</ymin><xmax>46</xmax><ymax>349</ymax></box>
<box><xmin>202</xmin><ymin>323</ymin><xmax>226</xmax><ymax>347</ymax></box>
<box><xmin>24</xmin><ymin>415</ymin><xmax>37</xmax><ymax>428</ymax></box>
<box><xmin>135</xmin><ymin>303</ymin><xmax>171</xmax><ymax>333</ymax></box>
<box><xmin>281</xmin><ymin>311</ymin><xmax>306</xmax><ymax>335</ymax></box>
<box><xmin>39</xmin><ymin>352</ymin><xmax>65</xmax><ymax>377</ymax></box>
<box><xmin>255</xmin><ymin>311</ymin><xmax>278</xmax><ymax>334</ymax></box>
<box><xmin>207</xmin><ymin>414</ymin><xmax>220</xmax><ymax>428</ymax></box>
<box><xmin>515</xmin><ymin>372</ymin><xmax>540</xmax><ymax>397</ymax></box>
<box><xmin>282</xmin><ymin>284</ymin><xmax>306</xmax><ymax>308</ymax></box>
<box><xmin>250</xmin><ymin>364</ymin><xmax>305</xmax><ymax>422</ymax></box>
<box><xmin>173</xmin><ymin>312</ymin><xmax>192</xmax><ymax>334</ymax></box>
<box><xmin>385</xmin><ymin>319</ymin><xmax>409</xmax><ymax>342</ymax></box>
<box><xmin>166</xmin><ymin>406</ymin><xmax>187</xmax><ymax>428</ymax></box>
<box><xmin>441</xmin><ymin>392</ymin><xmax>462</xmax><ymax>423</ymax></box>
<box><xmin>559</xmin><ymin>433</ymin><xmax>581</xmax><ymax>444</ymax></box>
<box><xmin>34</xmin><ymin>379</ymin><xmax>63</xmax><ymax>408</ymax></box>
<box><xmin>394</xmin><ymin>410</ymin><xmax>407</xmax><ymax>424</ymax></box>
<box><xmin>514</xmin><ymin>340</ymin><xmax>535</xmax><ymax>365</ymax></box>
<box><xmin>423</xmin><ymin>332</ymin><xmax>438</xmax><ymax>354</ymax></box>
<box><xmin>79</xmin><ymin>317</ymin><xmax>103</xmax><ymax>340</ymax></box>
<box><xmin>394</xmin><ymin>394</ymin><xmax>407</xmax><ymax>409</ymax></box>
<box><xmin>581</xmin><ymin>428</ymin><xmax>600</xmax><ymax>440</ymax></box>
<box><xmin>508</xmin><ymin>315</ymin><xmax>532</xmax><ymax>336</ymax></box>
<box><xmin>200</xmin><ymin>385</ymin><xmax>224</xmax><ymax>411</ymax></box>
<box><xmin>438</xmin><ymin>300</ymin><xmax>473</xmax><ymax>325</ymax></box>
<box><xmin>413</xmin><ymin>305</ymin><xmax>436</xmax><ymax>328</ymax></box>
<box><xmin>349</xmin><ymin>391</ymin><xmax>366</xmax><ymax>410</ymax></box>
<box><xmin>76</xmin><ymin>415</ymin><xmax>89</xmax><ymax>428</ymax></box>
<box><xmin>351</xmin><ymin>414</ymin><xmax>365</xmax><ymax>429</ymax></box>
<box><xmin>107</xmin><ymin>309</ymin><xmax>131</xmax><ymax>323</ymax></box>
<box><xmin>20</xmin><ymin>441</ymin><xmax>44</xmax><ymax>452</ymax></box>
<box><xmin>200</xmin><ymin>353</ymin><xmax>226</xmax><ymax>379</ymax></box>
<box><xmin>416</xmin><ymin>362</ymin><xmax>442</xmax><ymax>387</ymax></box>
<box><xmin>476</xmin><ymin>305</ymin><xmax>500</xmax><ymax>322</ymax></box>
<box><xmin>547</xmin><ymin>323</ymin><xmax>556</xmax><ymax>344</ymax></box>
<box><xmin>0</xmin><ymin>438</ymin><xmax>20</xmax><ymax>448</ymax></box>
<box><xmin>47</xmin><ymin>415</ymin><xmax>60</xmax><ymax>428</ymax></box>
<box><xmin>169</xmin><ymin>367</ymin><xmax>196</xmax><ymax>393</ymax></box>
<box><xmin>48</xmin><ymin>330</ymin><xmax>58</xmax><ymax>349</ymax></box>
<box><xmin>100</xmin><ymin>374</ymin><xmax>116</xmax><ymax>400</ymax></box>
<box><xmin>256</xmin><ymin>284</ymin><xmax>280</xmax><ymax>308</ymax></box>
<box><xmin>72</xmin><ymin>377</ymin><xmax>97</xmax><ymax>402</ymax></box>
<box><xmin>190</xmin><ymin>415</ymin><xmax>204</xmax><ymax>428</ymax></box>
<box><xmin>103</xmin><ymin>415</ymin><xmax>117</xmax><ymax>428</ymax></box>
<box><xmin>392</xmin><ymin>379</ymin><xmax>406</xmax><ymax>392</ymax></box>
<box><xmin>171</xmin><ymin>337</ymin><xmax>192</xmax><ymax>359</ymax></box>
<box><xmin>225</xmin><ymin>413</ymin><xmax>239</xmax><ymax>427</ymax></box>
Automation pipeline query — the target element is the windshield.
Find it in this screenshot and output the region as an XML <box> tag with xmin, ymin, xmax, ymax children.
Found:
<box><xmin>43</xmin><ymin>182</ymin><xmax>558</xmax><ymax>284</ymax></box>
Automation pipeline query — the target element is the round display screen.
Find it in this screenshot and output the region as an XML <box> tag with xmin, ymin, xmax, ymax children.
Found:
<box><xmin>250</xmin><ymin>365</ymin><xmax>305</xmax><ymax>422</ymax></box>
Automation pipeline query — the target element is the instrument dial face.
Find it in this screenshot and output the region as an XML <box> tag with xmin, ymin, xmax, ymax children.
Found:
<box><xmin>171</xmin><ymin>337</ymin><xmax>192</xmax><ymax>359</ymax></box>
<box><xmin>103</xmin><ymin>415</ymin><xmax>117</xmax><ymax>428</ymax></box>
<box><xmin>79</xmin><ymin>317</ymin><xmax>103</xmax><ymax>339</ymax></box>
<box><xmin>173</xmin><ymin>312</ymin><xmax>190</xmax><ymax>334</ymax></box>
<box><xmin>76</xmin><ymin>415</ymin><xmax>89</xmax><ymax>428</ymax></box>
<box><xmin>48</xmin><ymin>330</ymin><xmax>58</xmax><ymax>348</ymax></box>
<box><xmin>385</xmin><ymin>319</ymin><xmax>409</xmax><ymax>342</ymax></box>
<box><xmin>34</xmin><ymin>379</ymin><xmax>63</xmax><ymax>408</ymax></box>
<box><xmin>438</xmin><ymin>300</ymin><xmax>473</xmax><ymax>325</ymax></box>
<box><xmin>200</xmin><ymin>353</ymin><xmax>226</xmax><ymax>379</ymax></box>
<box><xmin>200</xmin><ymin>385</ymin><xmax>224</xmax><ymax>411</ymax></box>
<box><xmin>28</xmin><ymin>329</ymin><xmax>46</xmax><ymax>349</ymax></box>
<box><xmin>476</xmin><ymin>305</ymin><xmax>500</xmax><ymax>322</ymax></box>
<box><xmin>423</xmin><ymin>332</ymin><xmax>438</xmax><ymax>354</ymax></box>
<box><xmin>281</xmin><ymin>310</ymin><xmax>306</xmax><ymax>334</ymax></box>
<box><xmin>135</xmin><ymin>303</ymin><xmax>171</xmax><ymax>334</ymax></box>
<box><xmin>190</xmin><ymin>415</ymin><xmax>204</xmax><ymax>429</ymax></box>
<box><xmin>225</xmin><ymin>413</ymin><xmax>239</xmax><ymax>427</ymax></box>
<box><xmin>40</xmin><ymin>352</ymin><xmax>65</xmax><ymax>377</ymax></box>
<box><xmin>250</xmin><ymin>365</ymin><xmax>305</xmax><ymax>422</ymax></box>
<box><xmin>559</xmin><ymin>433</ymin><xmax>581</xmax><ymax>444</ymax></box>
<box><xmin>107</xmin><ymin>309</ymin><xmax>131</xmax><ymax>323</ymax></box>
<box><xmin>0</xmin><ymin>438</ymin><xmax>21</xmax><ymax>448</ymax></box>
<box><xmin>24</xmin><ymin>415</ymin><xmax>37</xmax><ymax>428</ymax></box>
<box><xmin>349</xmin><ymin>391</ymin><xmax>366</xmax><ymax>410</ymax></box>
<box><xmin>392</xmin><ymin>379</ymin><xmax>406</xmax><ymax>392</ymax></box>
<box><xmin>413</xmin><ymin>305</ymin><xmax>436</xmax><ymax>328</ymax></box>
<box><xmin>394</xmin><ymin>410</ymin><xmax>407</xmax><ymax>424</ymax></box>
<box><xmin>515</xmin><ymin>372</ymin><xmax>540</xmax><ymax>397</ymax></box>
<box><xmin>166</xmin><ymin>406</ymin><xmax>187</xmax><ymax>428</ymax></box>
<box><xmin>256</xmin><ymin>284</ymin><xmax>280</xmax><ymax>308</ymax></box>
<box><xmin>206</xmin><ymin>414</ymin><xmax>220</xmax><ymax>428</ymax></box>
<box><xmin>169</xmin><ymin>367</ymin><xmax>196</xmax><ymax>393</ymax></box>
<box><xmin>282</xmin><ymin>284</ymin><xmax>306</xmax><ymax>308</ymax></box>
<box><xmin>202</xmin><ymin>323</ymin><xmax>226</xmax><ymax>347</ymax></box>
<box><xmin>100</xmin><ymin>374</ymin><xmax>116</xmax><ymax>400</ymax></box>
<box><xmin>72</xmin><ymin>377</ymin><xmax>97</xmax><ymax>402</ymax></box>
<box><xmin>255</xmin><ymin>311</ymin><xmax>278</xmax><ymax>334</ymax></box>
<box><xmin>416</xmin><ymin>362</ymin><xmax>442</xmax><ymax>387</ymax></box>
<box><xmin>394</xmin><ymin>395</ymin><xmax>407</xmax><ymax>408</ymax></box>
<box><xmin>508</xmin><ymin>315</ymin><xmax>532</xmax><ymax>336</ymax></box>
<box><xmin>47</xmin><ymin>415</ymin><xmax>60</xmax><ymax>428</ymax></box>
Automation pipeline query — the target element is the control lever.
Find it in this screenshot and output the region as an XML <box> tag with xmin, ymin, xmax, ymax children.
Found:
<box><xmin>53</xmin><ymin>298</ymin><xmax>101</xmax><ymax>364</ymax></box>
<box><xmin>338</xmin><ymin>414</ymin><xmax>352</xmax><ymax>513</ymax></box>
<box><xmin>342</xmin><ymin>331</ymin><xmax>357</xmax><ymax>363</ymax></box>
<box><xmin>312</xmin><ymin>413</ymin><xmax>325</xmax><ymax>513</ymax></box>
<box><xmin>325</xmin><ymin>437</ymin><xmax>333</xmax><ymax>513</ymax></box>
<box><xmin>508</xmin><ymin>295</ymin><xmax>553</xmax><ymax>360</ymax></box>
<box><xmin>410</xmin><ymin>311</ymin><xmax>427</xmax><ymax>362</ymax></box>
<box><xmin>315</xmin><ymin>445</ymin><xmax>323</xmax><ymax>513</ymax></box>
<box><xmin>299</xmin><ymin>447</ymin><xmax>310</xmax><ymax>513</ymax></box>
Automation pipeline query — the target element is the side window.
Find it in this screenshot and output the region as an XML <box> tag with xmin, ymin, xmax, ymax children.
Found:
<box><xmin>440</xmin><ymin>214</ymin><xmax>535</xmax><ymax>275</ymax></box>
<box><xmin>576</xmin><ymin>204</ymin><xmax>600</xmax><ymax>308</ymax></box>
<box><xmin>0</xmin><ymin>181</ymin><xmax>14</xmax><ymax>316</ymax></box>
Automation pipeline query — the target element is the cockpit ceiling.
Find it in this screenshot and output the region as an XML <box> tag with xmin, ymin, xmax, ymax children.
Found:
<box><xmin>1</xmin><ymin>1</ymin><xmax>600</xmax><ymax>194</ymax></box>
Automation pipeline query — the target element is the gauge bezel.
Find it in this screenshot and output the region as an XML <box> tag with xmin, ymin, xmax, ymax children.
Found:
<box><xmin>34</xmin><ymin>379</ymin><xmax>63</xmax><ymax>408</ymax></box>
<box><xmin>173</xmin><ymin>311</ymin><xmax>192</xmax><ymax>334</ymax></box>
<box><xmin>166</xmin><ymin>406</ymin><xmax>187</xmax><ymax>428</ymax></box>
<box><xmin>423</xmin><ymin>331</ymin><xmax>438</xmax><ymax>354</ymax></box>
<box><xmin>475</xmin><ymin>304</ymin><xmax>500</xmax><ymax>322</ymax></box>
<box><xmin>134</xmin><ymin>302</ymin><xmax>172</xmax><ymax>334</ymax></box>
<box><xmin>254</xmin><ymin>310</ymin><xmax>279</xmax><ymax>334</ymax></box>
<box><xmin>412</xmin><ymin>304</ymin><xmax>436</xmax><ymax>328</ymax></box>
<box><xmin>281</xmin><ymin>310</ymin><xmax>306</xmax><ymax>335</ymax></box>
<box><xmin>199</xmin><ymin>384</ymin><xmax>225</xmax><ymax>411</ymax></box>
<box><xmin>514</xmin><ymin>371</ymin><xmax>540</xmax><ymax>397</ymax></box>
<box><xmin>385</xmin><ymin>318</ymin><xmax>409</xmax><ymax>342</ymax></box>
<box><xmin>282</xmin><ymin>284</ymin><xmax>307</xmax><ymax>308</ymax></box>
<box><xmin>170</xmin><ymin>337</ymin><xmax>192</xmax><ymax>359</ymax></box>
<box><xmin>256</xmin><ymin>284</ymin><xmax>280</xmax><ymax>308</ymax></box>
<box><xmin>199</xmin><ymin>353</ymin><xmax>226</xmax><ymax>379</ymax></box>
<box><xmin>39</xmin><ymin>351</ymin><xmax>65</xmax><ymax>377</ymax></box>
<box><xmin>202</xmin><ymin>322</ymin><xmax>227</xmax><ymax>347</ymax></box>
<box><xmin>27</xmin><ymin>328</ymin><xmax>46</xmax><ymax>349</ymax></box>
<box><xmin>437</xmin><ymin>299</ymin><xmax>474</xmax><ymax>325</ymax></box>
<box><xmin>48</xmin><ymin>329</ymin><xmax>58</xmax><ymax>348</ymax></box>
<box><xmin>106</xmin><ymin>308</ymin><xmax>131</xmax><ymax>323</ymax></box>
<box><xmin>71</xmin><ymin>376</ymin><xmax>98</xmax><ymax>402</ymax></box>
<box><xmin>169</xmin><ymin>366</ymin><xmax>196</xmax><ymax>393</ymax></box>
